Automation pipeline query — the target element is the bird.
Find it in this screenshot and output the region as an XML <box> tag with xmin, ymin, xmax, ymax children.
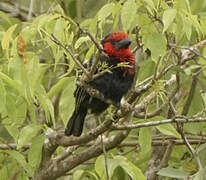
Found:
<box><xmin>65</xmin><ymin>32</ymin><xmax>135</xmax><ymax>136</ymax></box>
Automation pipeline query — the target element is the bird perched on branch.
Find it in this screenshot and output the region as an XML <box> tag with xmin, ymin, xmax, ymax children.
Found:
<box><xmin>65</xmin><ymin>32</ymin><xmax>135</xmax><ymax>136</ymax></box>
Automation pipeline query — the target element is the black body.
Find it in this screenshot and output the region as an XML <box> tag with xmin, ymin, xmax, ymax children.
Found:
<box><xmin>65</xmin><ymin>33</ymin><xmax>134</xmax><ymax>136</ymax></box>
<box><xmin>65</xmin><ymin>54</ymin><xmax>134</xmax><ymax>136</ymax></box>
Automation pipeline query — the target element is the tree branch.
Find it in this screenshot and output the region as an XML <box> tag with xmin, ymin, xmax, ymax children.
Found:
<box><xmin>50</xmin><ymin>33</ymin><xmax>91</xmax><ymax>78</ymax></box>
<box><xmin>111</xmin><ymin>117</ymin><xmax>206</xmax><ymax>130</ymax></box>
<box><xmin>35</xmin><ymin>130</ymin><xmax>129</xmax><ymax>180</ymax></box>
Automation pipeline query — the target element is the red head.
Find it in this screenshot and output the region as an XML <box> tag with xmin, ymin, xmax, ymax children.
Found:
<box><xmin>101</xmin><ymin>32</ymin><xmax>135</xmax><ymax>75</ymax></box>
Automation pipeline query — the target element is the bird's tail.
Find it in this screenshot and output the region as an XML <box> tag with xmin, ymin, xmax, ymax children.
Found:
<box><xmin>65</xmin><ymin>106</ymin><xmax>88</xmax><ymax>136</ymax></box>
<box><xmin>65</xmin><ymin>87</ymin><xmax>90</xmax><ymax>136</ymax></box>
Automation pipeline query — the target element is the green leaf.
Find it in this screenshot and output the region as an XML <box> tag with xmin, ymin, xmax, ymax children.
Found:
<box><xmin>0</xmin><ymin>167</ymin><xmax>9</xmax><ymax>180</ymax></box>
<box><xmin>144</xmin><ymin>33</ymin><xmax>167</xmax><ymax>61</ymax></box>
<box><xmin>174</xmin><ymin>0</ymin><xmax>191</xmax><ymax>12</ymax></box>
<box><xmin>193</xmin><ymin>168</ymin><xmax>206</xmax><ymax>180</ymax></box>
<box><xmin>84</xmin><ymin>171</ymin><xmax>98</xmax><ymax>180</ymax></box>
<box><xmin>59</xmin><ymin>57</ymin><xmax>75</xmax><ymax>78</ymax></box>
<box><xmin>53</xmin><ymin>18</ymin><xmax>66</xmax><ymax>41</ymax></box>
<box><xmin>17</xmin><ymin>171</ymin><xmax>30</xmax><ymax>180</ymax></box>
<box><xmin>121</xmin><ymin>0</ymin><xmax>137</xmax><ymax>31</ymax></box>
<box><xmin>6</xmin><ymin>150</ymin><xmax>32</xmax><ymax>176</ymax></box>
<box><xmin>188</xmin><ymin>86</ymin><xmax>204</xmax><ymax>116</ymax></box>
<box><xmin>89</xmin><ymin>16</ymin><xmax>98</xmax><ymax>34</ymax></box>
<box><xmin>184</xmin><ymin>65</ymin><xmax>201</xmax><ymax>75</ymax></box>
<box><xmin>138</xmin><ymin>59</ymin><xmax>155</xmax><ymax>81</ymax></box>
<box><xmin>73</xmin><ymin>170</ymin><xmax>98</xmax><ymax>180</ymax></box>
<box><xmin>190</xmin><ymin>0</ymin><xmax>206</xmax><ymax>13</ymax></box>
<box><xmin>59</xmin><ymin>76</ymin><xmax>76</xmax><ymax>125</ymax></box>
<box><xmin>9</xmin><ymin>56</ymin><xmax>26</xmax><ymax>86</ymax></box>
<box><xmin>25</xmin><ymin>54</ymin><xmax>48</xmax><ymax>97</ymax></box>
<box><xmin>95</xmin><ymin>155</ymin><xmax>121</xmax><ymax>179</ymax></box>
<box><xmin>85</xmin><ymin>45</ymin><xmax>95</xmax><ymax>62</ymax></box>
<box><xmin>75</xmin><ymin>36</ymin><xmax>90</xmax><ymax>49</ymax></box>
<box><xmin>1</xmin><ymin>24</ymin><xmax>17</xmax><ymax>59</ymax></box>
<box><xmin>0</xmin><ymin>72</ymin><xmax>23</xmax><ymax>96</ymax></box>
<box><xmin>115</xmin><ymin>156</ymin><xmax>146</xmax><ymax>180</ymax></box>
<box><xmin>200</xmin><ymin>19</ymin><xmax>206</xmax><ymax>40</ymax></box>
<box><xmin>97</xmin><ymin>3</ymin><xmax>115</xmax><ymax>21</ymax></box>
<box><xmin>73</xmin><ymin>170</ymin><xmax>84</xmax><ymax>180</ymax></box>
<box><xmin>174</xmin><ymin>12</ymin><xmax>184</xmax><ymax>43</ymax></box>
<box><xmin>95</xmin><ymin>155</ymin><xmax>106</xmax><ymax>179</ymax></box>
<box><xmin>0</xmin><ymin>80</ymin><xmax>6</xmax><ymax>113</ymax></box>
<box><xmin>21</xmin><ymin>26</ymin><xmax>37</xmax><ymax>44</ymax></box>
<box><xmin>5</xmin><ymin>125</ymin><xmax>19</xmax><ymax>143</ymax></box>
<box><xmin>162</xmin><ymin>9</ymin><xmax>177</xmax><ymax>33</ymax></box>
<box><xmin>139</xmin><ymin>127</ymin><xmax>152</xmax><ymax>154</ymax></box>
<box><xmin>67</xmin><ymin>31</ymin><xmax>74</xmax><ymax>46</ymax></box>
<box><xmin>112</xmin><ymin>1</ymin><xmax>122</xmax><ymax>31</ymax></box>
<box><xmin>36</xmin><ymin>85</ymin><xmax>55</xmax><ymax>126</ymax></box>
<box><xmin>28</xmin><ymin>134</ymin><xmax>45</xmax><ymax>170</ymax></box>
<box><xmin>113</xmin><ymin>166</ymin><xmax>127</xmax><ymax>180</ymax></box>
<box><xmin>137</xmin><ymin>14</ymin><xmax>156</xmax><ymax>35</ymax></box>
<box><xmin>157</xmin><ymin>167</ymin><xmax>188</xmax><ymax>178</ymax></box>
<box><xmin>28</xmin><ymin>103</ymin><xmax>36</xmax><ymax>123</ymax></box>
<box><xmin>95</xmin><ymin>155</ymin><xmax>146</xmax><ymax>180</ymax></box>
<box><xmin>53</xmin><ymin>4</ymin><xmax>65</xmax><ymax>15</ymax></box>
<box><xmin>0</xmin><ymin>11</ymin><xmax>12</xmax><ymax>25</ymax></box>
<box><xmin>34</xmin><ymin>14</ymin><xmax>61</xmax><ymax>30</ymax></box>
<box><xmin>52</xmin><ymin>18</ymin><xmax>67</xmax><ymax>67</ymax></box>
<box><xmin>182</xmin><ymin>10</ymin><xmax>203</xmax><ymax>37</ymax></box>
<box><xmin>5</xmin><ymin>94</ymin><xmax>17</xmax><ymax>121</ymax></box>
<box><xmin>142</xmin><ymin>0</ymin><xmax>156</xmax><ymax>10</ymax></box>
<box><xmin>182</xmin><ymin>16</ymin><xmax>192</xmax><ymax>40</ymax></box>
<box><xmin>156</xmin><ymin>124</ymin><xmax>181</xmax><ymax>138</ymax></box>
<box><xmin>95</xmin><ymin>155</ymin><xmax>108</xmax><ymax>179</ymax></box>
<box><xmin>17</xmin><ymin>124</ymin><xmax>41</xmax><ymax>149</ymax></box>
<box><xmin>202</xmin><ymin>92</ymin><xmax>206</xmax><ymax>107</ymax></box>
<box><xmin>15</xmin><ymin>97</ymin><xmax>27</xmax><ymax>125</ymax></box>
<box><xmin>47</xmin><ymin>77</ymin><xmax>73</xmax><ymax>98</ymax></box>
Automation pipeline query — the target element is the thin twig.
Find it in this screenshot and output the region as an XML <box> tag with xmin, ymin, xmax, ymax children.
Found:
<box><xmin>154</xmin><ymin>57</ymin><xmax>161</xmax><ymax>80</ymax></box>
<box><xmin>132</xmin><ymin>26</ymin><xmax>142</xmax><ymax>54</ymax></box>
<box><xmin>50</xmin><ymin>33</ymin><xmax>91</xmax><ymax>78</ymax></box>
<box><xmin>53</xmin><ymin>146</ymin><xmax>79</xmax><ymax>163</ymax></box>
<box><xmin>100</xmin><ymin>135</ymin><xmax>109</xmax><ymax>180</ymax></box>
<box><xmin>135</xmin><ymin>86</ymin><xmax>177</xmax><ymax>118</ymax></box>
<box><xmin>77</xmin><ymin>23</ymin><xmax>104</xmax><ymax>53</ymax></box>
<box><xmin>83</xmin><ymin>136</ymin><xmax>206</xmax><ymax>147</ymax></box>
<box><xmin>89</xmin><ymin>21</ymin><xmax>102</xmax><ymax>76</ymax></box>
<box><xmin>111</xmin><ymin>117</ymin><xmax>206</xmax><ymax>130</ymax></box>
<box><xmin>158</xmin><ymin>141</ymin><xmax>174</xmax><ymax>168</ymax></box>
<box><xmin>176</xmin><ymin>123</ymin><xmax>202</xmax><ymax>169</ymax></box>
<box><xmin>90</xmin><ymin>51</ymin><xmax>101</xmax><ymax>75</ymax></box>
<box><xmin>170</xmin><ymin>41</ymin><xmax>206</xmax><ymax>63</ymax></box>
<box><xmin>133</xmin><ymin>74</ymin><xmax>177</xmax><ymax>117</ymax></box>
<box><xmin>27</xmin><ymin>0</ymin><xmax>34</xmax><ymax>20</ymax></box>
<box><xmin>98</xmin><ymin>116</ymin><xmax>109</xmax><ymax>180</ymax></box>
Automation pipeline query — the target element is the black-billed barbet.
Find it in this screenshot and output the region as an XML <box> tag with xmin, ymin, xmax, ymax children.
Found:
<box><xmin>65</xmin><ymin>32</ymin><xmax>135</xmax><ymax>136</ymax></box>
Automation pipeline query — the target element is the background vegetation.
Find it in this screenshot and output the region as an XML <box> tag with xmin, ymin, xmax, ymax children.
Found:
<box><xmin>1</xmin><ymin>0</ymin><xmax>206</xmax><ymax>179</ymax></box>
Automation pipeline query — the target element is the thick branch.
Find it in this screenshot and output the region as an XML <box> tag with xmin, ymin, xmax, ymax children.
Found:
<box><xmin>35</xmin><ymin>131</ymin><xmax>129</xmax><ymax>180</ymax></box>
<box><xmin>53</xmin><ymin>119</ymin><xmax>113</xmax><ymax>147</ymax></box>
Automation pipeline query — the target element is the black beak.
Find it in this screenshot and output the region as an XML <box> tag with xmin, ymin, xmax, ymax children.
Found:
<box><xmin>114</xmin><ymin>38</ymin><xmax>131</xmax><ymax>50</ymax></box>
